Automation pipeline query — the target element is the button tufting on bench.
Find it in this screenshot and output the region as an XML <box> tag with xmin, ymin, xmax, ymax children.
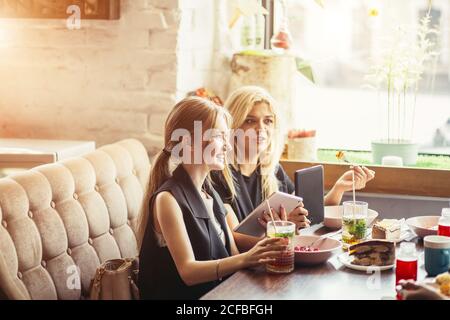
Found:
<box><xmin>0</xmin><ymin>139</ymin><xmax>150</xmax><ymax>300</ymax></box>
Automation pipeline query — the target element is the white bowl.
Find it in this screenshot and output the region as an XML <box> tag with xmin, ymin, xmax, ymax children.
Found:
<box><xmin>406</xmin><ymin>216</ymin><xmax>439</xmax><ymax>238</ymax></box>
<box><xmin>293</xmin><ymin>235</ymin><xmax>342</xmax><ymax>266</ymax></box>
<box><xmin>323</xmin><ymin>205</ymin><xmax>379</xmax><ymax>230</ymax></box>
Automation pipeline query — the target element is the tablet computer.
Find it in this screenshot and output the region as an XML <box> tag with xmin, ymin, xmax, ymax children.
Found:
<box><xmin>295</xmin><ymin>165</ymin><xmax>324</xmax><ymax>225</ymax></box>
<box><xmin>233</xmin><ymin>191</ymin><xmax>303</xmax><ymax>237</ymax></box>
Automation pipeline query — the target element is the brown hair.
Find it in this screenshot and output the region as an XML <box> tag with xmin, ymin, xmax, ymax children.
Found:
<box><xmin>137</xmin><ymin>96</ymin><xmax>236</xmax><ymax>247</ymax></box>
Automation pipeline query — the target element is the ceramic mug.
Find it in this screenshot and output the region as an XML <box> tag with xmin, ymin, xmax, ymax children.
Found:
<box><xmin>424</xmin><ymin>235</ymin><xmax>450</xmax><ymax>277</ymax></box>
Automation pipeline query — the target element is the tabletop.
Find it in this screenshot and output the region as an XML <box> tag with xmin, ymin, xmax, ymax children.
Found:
<box><xmin>201</xmin><ymin>224</ymin><xmax>428</xmax><ymax>300</ymax></box>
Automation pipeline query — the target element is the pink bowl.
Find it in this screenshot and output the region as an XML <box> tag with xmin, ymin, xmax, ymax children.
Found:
<box><xmin>293</xmin><ymin>235</ymin><xmax>342</xmax><ymax>266</ymax></box>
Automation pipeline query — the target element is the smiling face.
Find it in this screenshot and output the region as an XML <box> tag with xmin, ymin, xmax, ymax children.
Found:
<box><xmin>203</xmin><ymin>114</ymin><xmax>231</xmax><ymax>171</ymax></box>
<box><xmin>238</xmin><ymin>102</ymin><xmax>275</xmax><ymax>159</ymax></box>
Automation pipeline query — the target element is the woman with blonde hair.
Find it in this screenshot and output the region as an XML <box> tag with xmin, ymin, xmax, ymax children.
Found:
<box><xmin>138</xmin><ymin>96</ymin><xmax>287</xmax><ymax>299</ymax></box>
<box><xmin>212</xmin><ymin>86</ymin><xmax>375</xmax><ymax>250</ymax></box>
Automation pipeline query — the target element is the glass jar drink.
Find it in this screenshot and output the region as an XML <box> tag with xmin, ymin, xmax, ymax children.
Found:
<box><xmin>266</xmin><ymin>221</ymin><xmax>295</xmax><ymax>274</ymax></box>
<box><xmin>438</xmin><ymin>208</ymin><xmax>450</xmax><ymax>237</ymax></box>
<box><xmin>395</xmin><ymin>242</ymin><xmax>418</xmax><ymax>300</ymax></box>
<box><xmin>342</xmin><ymin>201</ymin><xmax>368</xmax><ymax>248</ymax></box>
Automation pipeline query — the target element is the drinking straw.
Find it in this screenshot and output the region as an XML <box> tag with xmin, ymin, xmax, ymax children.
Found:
<box><xmin>265</xmin><ymin>199</ymin><xmax>278</xmax><ymax>234</ymax></box>
<box><xmin>352</xmin><ymin>169</ymin><xmax>356</xmax><ymax>217</ymax></box>
<box><xmin>336</xmin><ymin>152</ymin><xmax>357</xmax><ymax>217</ymax></box>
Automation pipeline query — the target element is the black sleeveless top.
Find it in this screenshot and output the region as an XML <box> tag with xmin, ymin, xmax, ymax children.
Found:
<box><xmin>211</xmin><ymin>164</ymin><xmax>294</xmax><ymax>223</ymax></box>
<box><xmin>138</xmin><ymin>165</ymin><xmax>232</xmax><ymax>300</ymax></box>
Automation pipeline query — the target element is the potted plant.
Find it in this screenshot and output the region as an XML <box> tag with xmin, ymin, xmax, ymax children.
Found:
<box><xmin>365</xmin><ymin>11</ymin><xmax>440</xmax><ymax>165</ymax></box>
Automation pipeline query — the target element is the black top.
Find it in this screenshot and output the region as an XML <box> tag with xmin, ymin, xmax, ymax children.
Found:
<box><xmin>138</xmin><ymin>165</ymin><xmax>232</xmax><ymax>300</ymax></box>
<box><xmin>211</xmin><ymin>164</ymin><xmax>295</xmax><ymax>223</ymax></box>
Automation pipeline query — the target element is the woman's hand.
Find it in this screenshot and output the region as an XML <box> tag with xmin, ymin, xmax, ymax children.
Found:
<box><xmin>335</xmin><ymin>166</ymin><xmax>375</xmax><ymax>192</ymax></box>
<box><xmin>258</xmin><ymin>204</ymin><xmax>310</xmax><ymax>230</ymax></box>
<box><xmin>396</xmin><ymin>280</ymin><xmax>446</xmax><ymax>300</ymax></box>
<box><xmin>258</xmin><ymin>206</ymin><xmax>284</xmax><ymax>228</ymax></box>
<box><xmin>243</xmin><ymin>237</ymin><xmax>288</xmax><ymax>268</ymax></box>
<box><xmin>285</xmin><ymin>203</ymin><xmax>310</xmax><ymax>230</ymax></box>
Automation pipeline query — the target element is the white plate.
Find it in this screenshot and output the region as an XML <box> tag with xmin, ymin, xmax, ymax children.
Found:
<box><xmin>338</xmin><ymin>252</ymin><xmax>395</xmax><ymax>272</ymax></box>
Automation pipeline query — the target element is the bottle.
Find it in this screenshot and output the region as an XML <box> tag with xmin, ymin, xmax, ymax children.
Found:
<box><xmin>241</xmin><ymin>14</ymin><xmax>255</xmax><ymax>50</ymax></box>
<box><xmin>395</xmin><ymin>242</ymin><xmax>418</xmax><ymax>300</ymax></box>
<box><xmin>270</xmin><ymin>1</ymin><xmax>292</xmax><ymax>54</ymax></box>
<box><xmin>254</xmin><ymin>0</ymin><xmax>266</xmax><ymax>50</ymax></box>
<box><xmin>438</xmin><ymin>208</ymin><xmax>450</xmax><ymax>237</ymax></box>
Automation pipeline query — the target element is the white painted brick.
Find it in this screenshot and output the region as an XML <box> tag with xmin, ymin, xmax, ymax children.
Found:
<box><xmin>105</xmin><ymin>92</ymin><xmax>177</xmax><ymax>112</ymax></box>
<box><xmin>76</xmin><ymin>109</ymin><xmax>149</xmax><ymax>134</ymax></box>
<box><xmin>0</xmin><ymin>65</ymin><xmax>86</xmax><ymax>92</ymax></box>
<box><xmin>0</xmin><ymin>47</ymin><xmax>83</xmax><ymax>68</ymax></box>
<box><xmin>149</xmin><ymin>112</ymin><xmax>170</xmax><ymax>135</ymax></box>
<box><xmin>136</xmin><ymin>133</ymin><xmax>164</xmax><ymax>154</ymax></box>
<box><xmin>4</xmin><ymin>106</ymin><xmax>149</xmax><ymax>134</ymax></box>
<box><xmin>85</xmin><ymin>65</ymin><xmax>148</xmax><ymax>91</ymax></box>
<box><xmin>85</xmin><ymin>26</ymin><xmax>124</xmax><ymax>47</ymax></box>
<box><xmin>163</xmin><ymin>9</ymin><xmax>181</xmax><ymax>27</ymax></box>
<box><xmin>80</xmin><ymin>48</ymin><xmax>176</xmax><ymax>71</ymax></box>
<box><xmin>149</xmin><ymin>30</ymin><xmax>179</xmax><ymax>51</ymax></box>
<box><xmin>121</xmin><ymin>67</ymin><xmax>148</xmax><ymax>90</ymax></box>
<box><xmin>147</xmin><ymin>70</ymin><xmax>178</xmax><ymax>93</ymax></box>
<box><xmin>148</xmin><ymin>0</ymin><xmax>179</xmax><ymax>10</ymax></box>
<box><xmin>145</xmin><ymin>52</ymin><xmax>178</xmax><ymax>71</ymax></box>
<box><xmin>0</xmin><ymin>0</ymin><xmax>221</xmax><ymax>152</ymax></box>
<box><xmin>126</xmin><ymin>11</ymin><xmax>168</xmax><ymax>30</ymax></box>
<box><xmin>124</xmin><ymin>0</ymin><xmax>149</xmax><ymax>10</ymax></box>
<box><xmin>2</xmin><ymin>27</ymin><xmax>87</xmax><ymax>48</ymax></box>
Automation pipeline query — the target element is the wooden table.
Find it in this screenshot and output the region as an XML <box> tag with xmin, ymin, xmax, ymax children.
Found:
<box><xmin>202</xmin><ymin>224</ymin><xmax>428</xmax><ymax>300</ymax></box>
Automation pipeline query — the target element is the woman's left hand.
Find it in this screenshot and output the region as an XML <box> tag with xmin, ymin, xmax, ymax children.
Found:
<box><xmin>284</xmin><ymin>204</ymin><xmax>310</xmax><ymax>230</ymax></box>
<box><xmin>335</xmin><ymin>166</ymin><xmax>375</xmax><ymax>192</ymax></box>
<box><xmin>259</xmin><ymin>204</ymin><xmax>310</xmax><ymax>230</ymax></box>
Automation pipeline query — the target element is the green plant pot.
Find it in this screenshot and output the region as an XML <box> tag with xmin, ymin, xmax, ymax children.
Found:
<box><xmin>371</xmin><ymin>140</ymin><xmax>418</xmax><ymax>165</ymax></box>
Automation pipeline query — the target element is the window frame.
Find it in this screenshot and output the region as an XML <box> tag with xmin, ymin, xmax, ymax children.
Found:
<box><xmin>281</xmin><ymin>160</ymin><xmax>450</xmax><ymax>198</ymax></box>
<box><xmin>263</xmin><ymin>0</ymin><xmax>450</xmax><ymax>172</ymax></box>
<box><xmin>262</xmin><ymin>0</ymin><xmax>275</xmax><ymax>49</ymax></box>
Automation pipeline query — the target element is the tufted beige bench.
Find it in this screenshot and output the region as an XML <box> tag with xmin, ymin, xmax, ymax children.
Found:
<box><xmin>0</xmin><ymin>139</ymin><xmax>150</xmax><ymax>300</ymax></box>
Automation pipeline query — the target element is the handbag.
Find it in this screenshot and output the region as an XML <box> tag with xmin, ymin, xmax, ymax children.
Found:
<box><xmin>90</xmin><ymin>258</ymin><xmax>140</xmax><ymax>300</ymax></box>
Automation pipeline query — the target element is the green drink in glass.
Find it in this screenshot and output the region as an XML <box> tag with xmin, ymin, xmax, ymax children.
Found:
<box><xmin>266</xmin><ymin>221</ymin><xmax>295</xmax><ymax>273</ymax></box>
<box><xmin>342</xmin><ymin>201</ymin><xmax>368</xmax><ymax>248</ymax></box>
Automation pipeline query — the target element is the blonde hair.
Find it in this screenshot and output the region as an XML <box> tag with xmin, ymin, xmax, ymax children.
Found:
<box><xmin>225</xmin><ymin>86</ymin><xmax>284</xmax><ymax>201</ymax></box>
<box><xmin>137</xmin><ymin>96</ymin><xmax>236</xmax><ymax>248</ymax></box>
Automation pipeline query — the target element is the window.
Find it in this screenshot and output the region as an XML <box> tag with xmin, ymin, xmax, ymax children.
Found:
<box><xmin>273</xmin><ymin>0</ymin><xmax>450</xmax><ymax>157</ymax></box>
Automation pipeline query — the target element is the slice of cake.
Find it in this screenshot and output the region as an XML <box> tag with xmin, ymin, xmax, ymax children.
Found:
<box><xmin>349</xmin><ymin>240</ymin><xmax>396</xmax><ymax>266</ymax></box>
<box><xmin>372</xmin><ymin>219</ymin><xmax>401</xmax><ymax>240</ymax></box>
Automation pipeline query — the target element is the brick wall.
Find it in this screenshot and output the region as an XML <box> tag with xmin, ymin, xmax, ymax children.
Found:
<box><xmin>0</xmin><ymin>0</ymin><xmax>229</xmax><ymax>155</ymax></box>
